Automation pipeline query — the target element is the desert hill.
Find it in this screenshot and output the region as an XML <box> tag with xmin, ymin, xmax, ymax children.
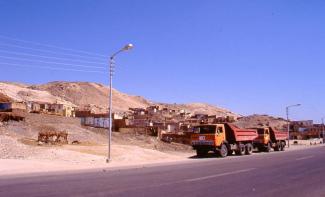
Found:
<box><xmin>36</xmin><ymin>81</ymin><xmax>151</xmax><ymax>112</ymax></box>
<box><xmin>0</xmin><ymin>81</ymin><xmax>237</xmax><ymax>116</ymax></box>
<box><xmin>157</xmin><ymin>102</ymin><xmax>238</xmax><ymax>117</ymax></box>
<box><xmin>0</xmin><ymin>92</ymin><xmax>11</xmax><ymax>102</ymax></box>
<box><xmin>0</xmin><ymin>82</ymin><xmax>74</xmax><ymax>106</ymax></box>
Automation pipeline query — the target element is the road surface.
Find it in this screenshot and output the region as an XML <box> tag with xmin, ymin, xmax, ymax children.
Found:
<box><xmin>0</xmin><ymin>146</ymin><xmax>324</xmax><ymax>197</ymax></box>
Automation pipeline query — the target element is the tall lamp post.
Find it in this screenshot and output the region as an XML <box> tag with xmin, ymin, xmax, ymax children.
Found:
<box><xmin>286</xmin><ymin>104</ymin><xmax>301</xmax><ymax>148</ymax></box>
<box><xmin>107</xmin><ymin>44</ymin><xmax>133</xmax><ymax>163</ymax></box>
<box><xmin>322</xmin><ymin>118</ymin><xmax>325</xmax><ymax>144</ymax></box>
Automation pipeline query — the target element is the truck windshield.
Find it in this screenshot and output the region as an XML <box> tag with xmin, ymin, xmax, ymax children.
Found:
<box><xmin>193</xmin><ymin>125</ymin><xmax>216</xmax><ymax>134</ymax></box>
<box><xmin>257</xmin><ymin>129</ymin><xmax>265</xmax><ymax>134</ymax></box>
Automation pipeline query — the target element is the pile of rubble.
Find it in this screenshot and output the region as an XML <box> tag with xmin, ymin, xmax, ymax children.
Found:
<box><xmin>0</xmin><ymin>112</ymin><xmax>25</xmax><ymax>122</ymax></box>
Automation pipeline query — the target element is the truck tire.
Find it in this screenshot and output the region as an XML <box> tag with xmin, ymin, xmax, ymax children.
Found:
<box><xmin>218</xmin><ymin>144</ymin><xmax>228</xmax><ymax>158</ymax></box>
<box><xmin>280</xmin><ymin>141</ymin><xmax>285</xmax><ymax>151</ymax></box>
<box><xmin>235</xmin><ymin>144</ymin><xmax>246</xmax><ymax>155</ymax></box>
<box><xmin>265</xmin><ymin>143</ymin><xmax>271</xmax><ymax>152</ymax></box>
<box><xmin>245</xmin><ymin>143</ymin><xmax>253</xmax><ymax>155</ymax></box>
<box><xmin>274</xmin><ymin>142</ymin><xmax>281</xmax><ymax>151</ymax></box>
<box><xmin>196</xmin><ymin>149</ymin><xmax>208</xmax><ymax>157</ymax></box>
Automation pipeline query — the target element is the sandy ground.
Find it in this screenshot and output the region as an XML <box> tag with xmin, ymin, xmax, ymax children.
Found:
<box><xmin>0</xmin><ymin>152</ymin><xmax>193</xmax><ymax>176</ymax></box>
<box><xmin>1</xmin><ymin>133</ymin><xmax>323</xmax><ymax>177</ymax></box>
<box><xmin>0</xmin><ymin>133</ymin><xmax>193</xmax><ymax>176</ymax></box>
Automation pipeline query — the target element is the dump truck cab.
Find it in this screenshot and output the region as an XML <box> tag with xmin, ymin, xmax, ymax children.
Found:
<box><xmin>253</xmin><ymin>127</ymin><xmax>287</xmax><ymax>152</ymax></box>
<box><xmin>191</xmin><ymin>124</ymin><xmax>226</xmax><ymax>147</ymax></box>
<box><xmin>255</xmin><ymin>128</ymin><xmax>271</xmax><ymax>145</ymax></box>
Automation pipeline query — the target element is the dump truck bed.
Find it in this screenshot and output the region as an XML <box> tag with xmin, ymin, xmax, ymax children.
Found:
<box><xmin>224</xmin><ymin>123</ymin><xmax>258</xmax><ymax>143</ymax></box>
<box><xmin>269</xmin><ymin>127</ymin><xmax>287</xmax><ymax>141</ymax></box>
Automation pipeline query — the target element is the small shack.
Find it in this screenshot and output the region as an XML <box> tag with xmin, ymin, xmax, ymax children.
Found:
<box><xmin>0</xmin><ymin>102</ymin><xmax>27</xmax><ymax>112</ymax></box>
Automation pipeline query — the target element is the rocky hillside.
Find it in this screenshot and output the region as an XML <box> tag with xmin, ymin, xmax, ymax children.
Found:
<box><xmin>36</xmin><ymin>81</ymin><xmax>151</xmax><ymax>112</ymax></box>
<box><xmin>0</xmin><ymin>92</ymin><xmax>11</xmax><ymax>102</ymax></box>
<box><xmin>157</xmin><ymin>102</ymin><xmax>238</xmax><ymax>117</ymax></box>
<box><xmin>0</xmin><ymin>82</ymin><xmax>74</xmax><ymax>106</ymax></box>
<box><xmin>0</xmin><ymin>81</ymin><xmax>237</xmax><ymax>116</ymax></box>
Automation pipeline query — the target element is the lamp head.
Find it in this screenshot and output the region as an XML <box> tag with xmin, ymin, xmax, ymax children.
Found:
<box><xmin>123</xmin><ymin>43</ymin><xmax>134</xmax><ymax>51</ymax></box>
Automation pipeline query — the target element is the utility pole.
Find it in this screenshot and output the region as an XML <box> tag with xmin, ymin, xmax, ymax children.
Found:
<box><xmin>286</xmin><ymin>104</ymin><xmax>301</xmax><ymax>148</ymax></box>
<box><xmin>106</xmin><ymin>44</ymin><xmax>133</xmax><ymax>163</ymax></box>
<box><xmin>286</xmin><ymin>107</ymin><xmax>289</xmax><ymax>148</ymax></box>
<box><xmin>322</xmin><ymin>118</ymin><xmax>325</xmax><ymax>144</ymax></box>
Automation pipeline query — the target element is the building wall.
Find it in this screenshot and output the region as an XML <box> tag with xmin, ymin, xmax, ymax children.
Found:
<box><xmin>0</xmin><ymin>102</ymin><xmax>26</xmax><ymax>112</ymax></box>
<box><xmin>81</xmin><ymin>117</ymin><xmax>110</xmax><ymax>128</ymax></box>
<box><xmin>0</xmin><ymin>103</ymin><xmax>11</xmax><ymax>111</ymax></box>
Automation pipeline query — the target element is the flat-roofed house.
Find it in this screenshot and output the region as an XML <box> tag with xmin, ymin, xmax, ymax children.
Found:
<box><xmin>0</xmin><ymin>102</ymin><xmax>27</xmax><ymax>112</ymax></box>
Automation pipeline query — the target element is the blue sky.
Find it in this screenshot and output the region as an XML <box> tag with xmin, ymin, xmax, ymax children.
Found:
<box><xmin>0</xmin><ymin>0</ymin><xmax>324</xmax><ymax>122</ymax></box>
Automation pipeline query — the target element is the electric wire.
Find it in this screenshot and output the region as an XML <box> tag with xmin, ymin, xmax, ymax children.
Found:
<box><xmin>0</xmin><ymin>34</ymin><xmax>107</xmax><ymax>58</ymax></box>
<box><xmin>0</xmin><ymin>49</ymin><xmax>107</xmax><ymax>65</ymax></box>
<box><xmin>0</xmin><ymin>43</ymin><xmax>107</xmax><ymax>61</ymax></box>
<box><xmin>0</xmin><ymin>62</ymin><xmax>106</xmax><ymax>74</ymax></box>
<box><xmin>0</xmin><ymin>55</ymin><xmax>107</xmax><ymax>69</ymax></box>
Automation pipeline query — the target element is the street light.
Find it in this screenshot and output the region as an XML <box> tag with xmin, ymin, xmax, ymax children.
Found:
<box><xmin>286</xmin><ymin>104</ymin><xmax>301</xmax><ymax>148</ymax></box>
<box><xmin>107</xmin><ymin>43</ymin><xmax>133</xmax><ymax>163</ymax></box>
<box><xmin>322</xmin><ymin>118</ymin><xmax>325</xmax><ymax>144</ymax></box>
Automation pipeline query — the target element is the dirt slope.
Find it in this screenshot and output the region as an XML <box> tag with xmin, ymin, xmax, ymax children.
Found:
<box><xmin>158</xmin><ymin>102</ymin><xmax>239</xmax><ymax>117</ymax></box>
<box><xmin>0</xmin><ymin>82</ymin><xmax>74</xmax><ymax>105</ymax></box>
<box><xmin>0</xmin><ymin>81</ymin><xmax>237</xmax><ymax>115</ymax></box>
<box><xmin>36</xmin><ymin>81</ymin><xmax>152</xmax><ymax>112</ymax></box>
<box><xmin>0</xmin><ymin>93</ymin><xmax>11</xmax><ymax>102</ymax></box>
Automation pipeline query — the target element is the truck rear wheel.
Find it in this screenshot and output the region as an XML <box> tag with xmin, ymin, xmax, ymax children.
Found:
<box><xmin>245</xmin><ymin>143</ymin><xmax>253</xmax><ymax>155</ymax></box>
<box><xmin>196</xmin><ymin>149</ymin><xmax>208</xmax><ymax>157</ymax></box>
<box><xmin>235</xmin><ymin>144</ymin><xmax>246</xmax><ymax>155</ymax></box>
<box><xmin>218</xmin><ymin>144</ymin><xmax>228</xmax><ymax>158</ymax></box>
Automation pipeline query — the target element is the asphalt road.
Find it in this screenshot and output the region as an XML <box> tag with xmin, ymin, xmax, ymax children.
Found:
<box><xmin>1</xmin><ymin>146</ymin><xmax>325</xmax><ymax>197</ymax></box>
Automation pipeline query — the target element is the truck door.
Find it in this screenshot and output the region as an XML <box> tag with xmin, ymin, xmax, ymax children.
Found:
<box><xmin>264</xmin><ymin>128</ymin><xmax>270</xmax><ymax>144</ymax></box>
<box><xmin>215</xmin><ymin>126</ymin><xmax>225</xmax><ymax>146</ymax></box>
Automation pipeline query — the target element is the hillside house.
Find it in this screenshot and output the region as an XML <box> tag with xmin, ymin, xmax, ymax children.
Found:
<box><xmin>129</xmin><ymin>108</ymin><xmax>146</xmax><ymax>116</ymax></box>
<box><xmin>0</xmin><ymin>102</ymin><xmax>27</xmax><ymax>112</ymax></box>
<box><xmin>27</xmin><ymin>102</ymin><xmax>75</xmax><ymax>117</ymax></box>
<box><xmin>80</xmin><ymin>112</ymin><xmax>124</xmax><ymax>130</ymax></box>
<box><xmin>48</xmin><ymin>103</ymin><xmax>75</xmax><ymax>117</ymax></box>
<box><xmin>147</xmin><ymin>105</ymin><xmax>160</xmax><ymax>115</ymax></box>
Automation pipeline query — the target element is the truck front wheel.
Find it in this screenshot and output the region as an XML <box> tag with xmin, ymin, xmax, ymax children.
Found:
<box><xmin>219</xmin><ymin>144</ymin><xmax>228</xmax><ymax>158</ymax></box>
<box><xmin>274</xmin><ymin>142</ymin><xmax>281</xmax><ymax>151</ymax></box>
<box><xmin>265</xmin><ymin>143</ymin><xmax>271</xmax><ymax>152</ymax></box>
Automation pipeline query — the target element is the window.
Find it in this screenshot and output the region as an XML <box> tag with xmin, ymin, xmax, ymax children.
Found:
<box><xmin>193</xmin><ymin>125</ymin><xmax>216</xmax><ymax>134</ymax></box>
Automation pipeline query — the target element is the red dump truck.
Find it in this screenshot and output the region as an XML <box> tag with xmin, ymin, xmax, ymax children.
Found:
<box><xmin>253</xmin><ymin>127</ymin><xmax>287</xmax><ymax>152</ymax></box>
<box><xmin>191</xmin><ymin>123</ymin><xmax>258</xmax><ymax>157</ymax></box>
